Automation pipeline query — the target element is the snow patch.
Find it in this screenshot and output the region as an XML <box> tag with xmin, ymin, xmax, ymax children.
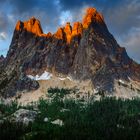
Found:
<box><xmin>119</xmin><ymin>79</ymin><xmax>125</xmax><ymax>84</ymax></box>
<box><xmin>51</xmin><ymin>119</ymin><xmax>64</xmax><ymax>126</ymax></box>
<box><xmin>60</xmin><ymin>108</ymin><xmax>70</xmax><ymax>112</ymax></box>
<box><xmin>93</xmin><ymin>88</ymin><xmax>99</xmax><ymax>94</ymax></box>
<box><xmin>44</xmin><ymin>117</ymin><xmax>49</xmax><ymax>122</ymax></box>
<box><xmin>93</xmin><ymin>86</ymin><xmax>100</xmax><ymax>94</ymax></box>
<box><xmin>27</xmin><ymin>75</ymin><xmax>35</xmax><ymax>80</ymax></box>
<box><xmin>128</xmin><ymin>77</ymin><xmax>132</xmax><ymax>81</ymax></box>
<box><xmin>59</xmin><ymin>77</ymin><xmax>66</xmax><ymax>81</ymax></box>
<box><xmin>27</xmin><ymin>71</ymin><xmax>52</xmax><ymax>81</ymax></box>
<box><xmin>67</xmin><ymin>76</ymin><xmax>73</xmax><ymax>81</ymax></box>
<box><xmin>59</xmin><ymin>76</ymin><xmax>73</xmax><ymax>81</ymax></box>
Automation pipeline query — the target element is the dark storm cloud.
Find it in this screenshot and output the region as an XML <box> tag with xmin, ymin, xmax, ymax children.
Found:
<box><xmin>103</xmin><ymin>0</ymin><xmax>140</xmax><ymax>35</ymax></box>
<box><xmin>0</xmin><ymin>0</ymin><xmax>139</xmax><ymax>34</ymax></box>
<box><xmin>0</xmin><ymin>12</ymin><xmax>9</xmax><ymax>40</ymax></box>
<box><xmin>120</xmin><ymin>29</ymin><xmax>140</xmax><ymax>62</ymax></box>
<box><xmin>8</xmin><ymin>0</ymin><xmax>38</xmax><ymax>13</ymax></box>
<box><xmin>0</xmin><ymin>12</ymin><xmax>8</xmax><ymax>31</ymax></box>
<box><xmin>7</xmin><ymin>0</ymin><xmax>60</xmax><ymax>18</ymax></box>
<box><xmin>0</xmin><ymin>0</ymin><xmax>61</xmax><ymax>33</ymax></box>
<box><xmin>59</xmin><ymin>0</ymin><xmax>125</xmax><ymax>10</ymax></box>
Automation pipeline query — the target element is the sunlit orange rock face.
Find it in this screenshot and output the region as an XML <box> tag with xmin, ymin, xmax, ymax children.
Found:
<box><xmin>54</xmin><ymin>28</ymin><xmax>65</xmax><ymax>40</ymax></box>
<box><xmin>83</xmin><ymin>7</ymin><xmax>104</xmax><ymax>28</ymax></box>
<box><xmin>54</xmin><ymin>22</ymin><xmax>83</xmax><ymax>43</ymax></box>
<box><xmin>15</xmin><ymin>8</ymin><xmax>103</xmax><ymax>43</ymax></box>
<box><xmin>64</xmin><ymin>22</ymin><xmax>72</xmax><ymax>43</ymax></box>
<box><xmin>15</xmin><ymin>17</ymin><xmax>43</xmax><ymax>36</ymax></box>
<box><xmin>53</xmin><ymin>7</ymin><xmax>104</xmax><ymax>43</ymax></box>
<box><xmin>72</xmin><ymin>22</ymin><xmax>83</xmax><ymax>37</ymax></box>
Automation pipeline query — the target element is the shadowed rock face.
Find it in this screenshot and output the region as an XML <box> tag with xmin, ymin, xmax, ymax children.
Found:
<box><xmin>0</xmin><ymin>7</ymin><xmax>140</xmax><ymax>97</ymax></box>
<box><xmin>0</xmin><ymin>55</ymin><xmax>4</xmax><ymax>63</ymax></box>
<box><xmin>0</xmin><ymin>55</ymin><xmax>4</xmax><ymax>71</ymax></box>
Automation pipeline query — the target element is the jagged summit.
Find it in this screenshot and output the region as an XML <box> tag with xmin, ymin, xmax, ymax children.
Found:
<box><xmin>15</xmin><ymin>17</ymin><xmax>43</xmax><ymax>36</ymax></box>
<box><xmin>72</xmin><ymin>22</ymin><xmax>83</xmax><ymax>36</ymax></box>
<box><xmin>83</xmin><ymin>7</ymin><xmax>105</xmax><ymax>28</ymax></box>
<box><xmin>54</xmin><ymin>22</ymin><xmax>83</xmax><ymax>43</ymax></box>
<box><xmin>64</xmin><ymin>22</ymin><xmax>72</xmax><ymax>43</ymax></box>
<box><xmin>54</xmin><ymin>27</ymin><xmax>65</xmax><ymax>40</ymax></box>
<box><xmin>14</xmin><ymin>7</ymin><xmax>104</xmax><ymax>43</ymax></box>
<box><xmin>1</xmin><ymin>7</ymin><xmax>140</xmax><ymax>97</ymax></box>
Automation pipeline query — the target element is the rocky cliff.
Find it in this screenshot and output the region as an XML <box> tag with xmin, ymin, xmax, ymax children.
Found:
<box><xmin>0</xmin><ymin>7</ymin><xmax>140</xmax><ymax>97</ymax></box>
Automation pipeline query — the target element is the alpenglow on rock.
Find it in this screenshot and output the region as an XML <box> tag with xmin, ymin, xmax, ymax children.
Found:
<box><xmin>0</xmin><ymin>7</ymin><xmax>140</xmax><ymax>97</ymax></box>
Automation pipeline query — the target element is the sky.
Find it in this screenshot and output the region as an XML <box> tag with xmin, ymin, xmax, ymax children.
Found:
<box><xmin>0</xmin><ymin>0</ymin><xmax>140</xmax><ymax>63</ymax></box>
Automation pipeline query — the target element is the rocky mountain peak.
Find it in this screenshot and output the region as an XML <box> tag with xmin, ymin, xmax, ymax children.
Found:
<box><xmin>64</xmin><ymin>22</ymin><xmax>72</xmax><ymax>43</ymax></box>
<box><xmin>54</xmin><ymin>27</ymin><xmax>65</xmax><ymax>40</ymax></box>
<box><xmin>83</xmin><ymin>7</ymin><xmax>104</xmax><ymax>28</ymax></box>
<box><xmin>1</xmin><ymin>7</ymin><xmax>140</xmax><ymax>97</ymax></box>
<box><xmin>15</xmin><ymin>17</ymin><xmax>43</xmax><ymax>36</ymax></box>
<box><xmin>72</xmin><ymin>22</ymin><xmax>83</xmax><ymax>37</ymax></box>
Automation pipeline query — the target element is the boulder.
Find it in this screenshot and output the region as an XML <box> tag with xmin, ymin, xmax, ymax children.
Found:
<box><xmin>9</xmin><ymin>109</ymin><xmax>37</xmax><ymax>125</ymax></box>
<box><xmin>51</xmin><ymin>119</ymin><xmax>64</xmax><ymax>126</ymax></box>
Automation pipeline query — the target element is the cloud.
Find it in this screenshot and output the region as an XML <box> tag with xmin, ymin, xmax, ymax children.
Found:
<box><xmin>0</xmin><ymin>12</ymin><xmax>8</xmax><ymax>32</ymax></box>
<box><xmin>0</xmin><ymin>32</ymin><xmax>7</xmax><ymax>40</ymax></box>
<box><xmin>104</xmin><ymin>0</ymin><xmax>140</xmax><ymax>35</ymax></box>
<box><xmin>59</xmin><ymin>0</ymin><xmax>140</xmax><ymax>35</ymax></box>
<box><xmin>59</xmin><ymin>11</ymin><xmax>73</xmax><ymax>25</ymax></box>
<box><xmin>0</xmin><ymin>0</ymin><xmax>61</xmax><ymax>33</ymax></box>
<box><xmin>8</xmin><ymin>0</ymin><xmax>38</xmax><ymax>13</ymax></box>
<box><xmin>120</xmin><ymin>28</ymin><xmax>140</xmax><ymax>62</ymax></box>
<box><xmin>0</xmin><ymin>0</ymin><xmax>139</xmax><ymax>35</ymax></box>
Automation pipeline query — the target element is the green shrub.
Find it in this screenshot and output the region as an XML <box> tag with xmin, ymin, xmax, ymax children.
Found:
<box><xmin>47</xmin><ymin>87</ymin><xmax>72</xmax><ymax>98</ymax></box>
<box><xmin>0</xmin><ymin>100</ymin><xmax>18</xmax><ymax>117</ymax></box>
